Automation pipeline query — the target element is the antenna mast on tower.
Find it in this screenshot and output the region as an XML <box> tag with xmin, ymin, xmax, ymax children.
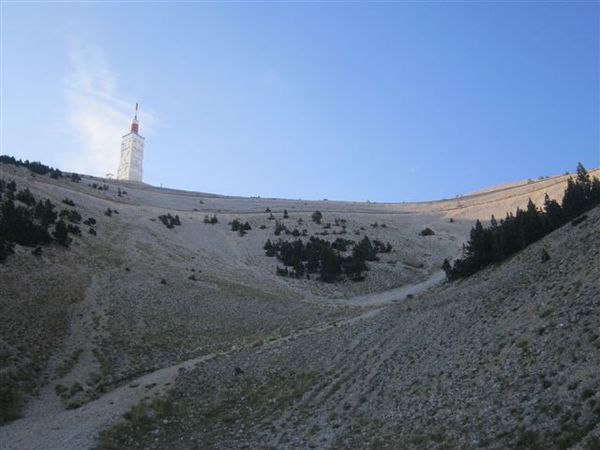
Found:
<box><xmin>130</xmin><ymin>103</ymin><xmax>140</xmax><ymax>134</ymax></box>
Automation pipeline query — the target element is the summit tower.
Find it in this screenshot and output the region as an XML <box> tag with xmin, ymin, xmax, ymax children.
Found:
<box><xmin>117</xmin><ymin>103</ymin><xmax>145</xmax><ymax>182</ymax></box>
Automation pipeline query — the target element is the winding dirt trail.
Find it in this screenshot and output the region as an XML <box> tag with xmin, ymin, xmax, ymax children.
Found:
<box><xmin>328</xmin><ymin>270</ymin><xmax>446</xmax><ymax>306</ymax></box>
<box><xmin>0</xmin><ymin>271</ymin><xmax>444</xmax><ymax>450</ymax></box>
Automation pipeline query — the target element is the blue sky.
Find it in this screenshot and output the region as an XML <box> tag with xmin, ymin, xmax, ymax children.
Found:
<box><xmin>1</xmin><ymin>2</ymin><xmax>598</xmax><ymax>202</ymax></box>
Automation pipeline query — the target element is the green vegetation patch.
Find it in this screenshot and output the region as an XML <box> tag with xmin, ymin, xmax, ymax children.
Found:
<box><xmin>97</xmin><ymin>370</ymin><xmax>317</xmax><ymax>449</ymax></box>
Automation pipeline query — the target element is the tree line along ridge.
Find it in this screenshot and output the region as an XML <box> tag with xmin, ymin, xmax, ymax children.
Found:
<box><xmin>443</xmin><ymin>163</ymin><xmax>600</xmax><ymax>281</ymax></box>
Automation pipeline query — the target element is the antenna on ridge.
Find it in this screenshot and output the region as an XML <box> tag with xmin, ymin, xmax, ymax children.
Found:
<box><xmin>134</xmin><ymin>102</ymin><xmax>139</xmax><ymax>120</ymax></box>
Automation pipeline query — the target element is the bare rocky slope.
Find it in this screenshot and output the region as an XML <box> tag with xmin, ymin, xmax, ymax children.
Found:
<box><xmin>0</xmin><ymin>162</ymin><xmax>598</xmax><ymax>449</ymax></box>
<box><xmin>94</xmin><ymin>203</ymin><xmax>600</xmax><ymax>450</ymax></box>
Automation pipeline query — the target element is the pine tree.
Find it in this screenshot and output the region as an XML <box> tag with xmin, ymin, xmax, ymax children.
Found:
<box><xmin>576</xmin><ymin>162</ymin><xmax>591</xmax><ymax>193</ymax></box>
<box><xmin>543</xmin><ymin>194</ymin><xmax>562</xmax><ymax>232</ymax></box>
<box><xmin>0</xmin><ymin>199</ymin><xmax>17</xmax><ymax>241</ymax></box>
<box><xmin>442</xmin><ymin>259</ymin><xmax>453</xmax><ymax>280</ymax></box>
<box><xmin>311</xmin><ymin>211</ymin><xmax>323</xmax><ymax>224</ymax></box>
<box><xmin>562</xmin><ymin>163</ymin><xmax>592</xmax><ymax>219</ymax></box>
<box><xmin>467</xmin><ymin>220</ymin><xmax>486</xmax><ymax>267</ymax></box>
<box><xmin>524</xmin><ymin>198</ymin><xmax>543</xmax><ymax>244</ymax></box>
<box><xmin>352</xmin><ymin>236</ymin><xmax>378</xmax><ymax>261</ymax></box>
<box><xmin>16</xmin><ymin>188</ymin><xmax>36</xmax><ymax>206</ymax></box>
<box><xmin>319</xmin><ymin>249</ymin><xmax>342</xmax><ymax>282</ymax></box>
<box><xmin>53</xmin><ymin>220</ymin><xmax>71</xmax><ymax>247</ymax></box>
<box><xmin>591</xmin><ymin>177</ymin><xmax>600</xmax><ymax>205</ymax></box>
<box><xmin>264</xmin><ymin>239</ymin><xmax>273</xmax><ymax>251</ymax></box>
<box><xmin>0</xmin><ymin>239</ymin><xmax>14</xmax><ymax>262</ymax></box>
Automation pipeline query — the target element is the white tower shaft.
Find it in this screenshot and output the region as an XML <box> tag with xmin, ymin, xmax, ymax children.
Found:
<box><xmin>117</xmin><ymin>103</ymin><xmax>145</xmax><ymax>182</ymax></box>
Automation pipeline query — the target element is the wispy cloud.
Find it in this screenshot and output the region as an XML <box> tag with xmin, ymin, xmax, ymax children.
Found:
<box><xmin>60</xmin><ymin>41</ymin><xmax>155</xmax><ymax>177</ymax></box>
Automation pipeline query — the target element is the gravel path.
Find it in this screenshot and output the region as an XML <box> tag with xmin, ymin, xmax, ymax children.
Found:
<box><xmin>0</xmin><ymin>295</ymin><xmax>392</xmax><ymax>450</ymax></box>
<box><xmin>329</xmin><ymin>270</ymin><xmax>446</xmax><ymax>306</ymax></box>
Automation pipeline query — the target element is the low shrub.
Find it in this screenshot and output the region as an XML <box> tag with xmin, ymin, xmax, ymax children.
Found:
<box><xmin>67</xmin><ymin>224</ymin><xmax>81</xmax><ymax>236</ymax></box>
<box><xmin>203</xmin><ymin>214</ymin><xmax>218</xmax><ymax>224</ymax></box>
<box><xmin>159</xmin><ymin>213</ymin><xmax>181</xmax><ymax>229</ymax></box>
<box><xmin>230</xmin><ymin>219</ymin><xmax>251</xmax><ymax>236</ymax></box>
<box><xmin>420</xmin><ymin>227</ymin><xmax>435</xmax><ymax>236</ymax></box>
<box><xmin>541</xmin><ymin>248</ymin><xmax>550</xmax><ymax>262</ymax></box>
<box><xmin>60</xmin><ymin>209</ymin><xmax>82</xmax><ymax>223</ymax></box>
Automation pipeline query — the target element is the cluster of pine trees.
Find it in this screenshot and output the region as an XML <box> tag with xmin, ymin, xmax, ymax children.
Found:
<box><xmin>158</xmin><ymin>213</ymin><xmax>181</xmax><ymax>229</ymax></box>
<box><xmin>230</xmin><ymin>219</ymin><xmax>251</xmax><ymax>236</ymax></box>
<box><xmin>203</xmin><ymin>214</ymin><xmax>218</xmax><ymax>224</ymax></box>
<box><xmin>0</xmin><ymin>179</ymin><xmax>91</xmax><ymax>261</ymax></box>
<box><xmin>265</xmin><ymin>235</ymin><xmax>392</xmax><ymax>282</ymax></box>
<box><xmin>443</xmin><ymin>164</ymin><xmax>600</xmax><ymax>281</ymax></box>
<box><xmin>272</xmin><ymin>220</ymin><xmax>308</xmax><ymax>237</ymax></box>
<box><xmin>0</xmin><ymin>155</ymin><xmax>63</xmax><ymax>179</ymax></box>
